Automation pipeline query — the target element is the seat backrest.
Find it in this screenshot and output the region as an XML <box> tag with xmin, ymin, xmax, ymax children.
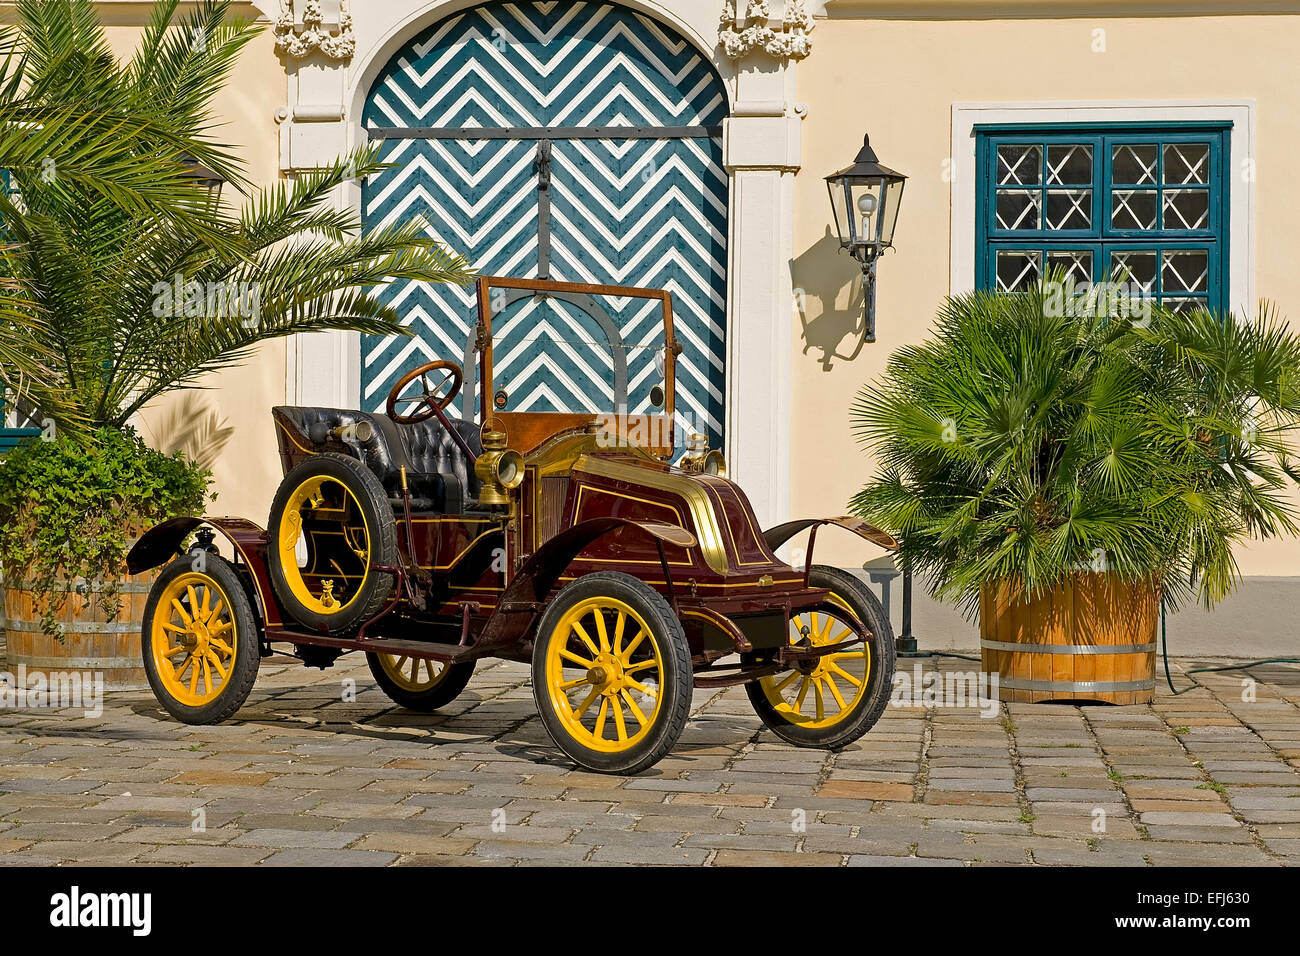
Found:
<box><xmin>402</xmin><ymin>417</ymin><xmax>484</xmax><ymax>498</ymax></box>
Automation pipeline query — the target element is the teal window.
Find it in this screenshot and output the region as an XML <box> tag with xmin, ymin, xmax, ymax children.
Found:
<box><xmin>976</xmin><ymin>123</ymin><xmax>1231</xmax><ymax>313</ymax></box>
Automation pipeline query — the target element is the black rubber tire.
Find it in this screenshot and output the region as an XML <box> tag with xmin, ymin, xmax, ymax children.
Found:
<box><xmin>267</xmin><ymin>453</ymin><xmax>397</xmax><ymax>636</ymax></box>
<box><xmin>746</xmin><ymin>565</ymin><xmax>896</xmax><ymax>749</ymax></box>
<box><xmin>141</xmin><ymin>553</ymin><xmax>261</xmax><ymax>725</ymax></box>
<box><xmin>366</xmin><ymin>653</ymin><xmax>476</xmax><ymax>711</ymax></box>
<box><xmin>531</xmin><ymin>572</ymin><xmax>692</xmax><ymax>775</ymax></box>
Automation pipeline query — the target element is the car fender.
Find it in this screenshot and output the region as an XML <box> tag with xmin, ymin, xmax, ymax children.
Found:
<box><xmin>762</xmin><ymin>516</ymin><xmax>899</xmax><ymax>553</ymax></box>
<box><xmin>477</xmin><ymin>517</ymin><xmax>697</xmax><ymax>647</ymax></box>
<box><xmin>127</xmin><ymin>517</ymin><xmax>279</xmax><ymax>627</ymax></box>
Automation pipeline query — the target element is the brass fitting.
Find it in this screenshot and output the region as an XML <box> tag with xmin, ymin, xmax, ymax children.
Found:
<box><xmin>475</xmin><ymin>428</ymin><xmax>525</xmax><ymax>508</ymax></box>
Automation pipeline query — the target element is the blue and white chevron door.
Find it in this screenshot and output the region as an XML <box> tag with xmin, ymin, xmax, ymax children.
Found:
<box><xmin>362</xmin><ymin>1</ymin><xmax>729</xmax><ymax>448</ymax></box>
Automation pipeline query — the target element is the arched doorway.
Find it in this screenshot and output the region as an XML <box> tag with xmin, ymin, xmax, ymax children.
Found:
<box><xmin>361</xmin><ymin>0</ymin><xmax>729</xmax><ymax>448</ymax></box>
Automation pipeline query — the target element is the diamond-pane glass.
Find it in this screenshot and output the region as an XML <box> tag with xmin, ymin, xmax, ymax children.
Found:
<box><xmin>1163</xmin><ymin>144</ymin><xmax>1210</xmax><ymax>185</ymax></box>
<box><xmin>1110</xmin><ymin>251</ymin><xmax>1157</xmax><ymax>292</ymax></box>
<box><xmin>996</xmin><ymin>190</ymin><xmax>1040</xmax><ymax>230</ymax></box>
<box><xmin>997</xmin><ymin>145</ymin><xmax>1042</xmax><ymax>185</ymax></box>
<box><xmin>996</xmin><ymin>250</ymin><xmax>1041</xmax><ymax>291</ymax></box>
<box><xmin>1112</xmin><ymin>144</ymin><xmax>1158</xmax><ymax>185</ymax></box>
<box><xmin>1163</xmin><ymin>250</ymin><xmax>1209</xmax><ymax>294</ymax></box>
<box><xmin>1045</xmin><ymin>189</ymin><xmax>1091</xmax><ymax>230</ymax></box>
<box><xmin>1046</xmin><ymin>250</ymin><xmax>1092</xmax><ymax>285</ymax></box>
<box><xmin>1046</xmin><ymin>144</ymin><xmax>1092</xmax><ymax>185</ymax></box>
<box><xmin>1112</xmin><ymin>190</ymin><xmax>1158</xmax><ymax>230</ymax></box>
<box><xmin>1163</xmin><ymin>189</ymin><xmax>1209</xmax><ymax>230</ymax></box>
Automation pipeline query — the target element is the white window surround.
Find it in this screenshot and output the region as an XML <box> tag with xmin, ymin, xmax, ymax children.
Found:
<box><xmin>950</xmin><ymin>100</ymin><xmax>1255</xmax><ymax>317</ymax></box>
<box><xmin>271</xmin><ymin>0</ymin><xmax>807</xmax><ymax>528</ymax></box>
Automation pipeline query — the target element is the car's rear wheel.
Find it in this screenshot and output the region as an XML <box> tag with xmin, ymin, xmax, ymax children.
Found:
<box><xmin>367</xmin><ymin>652</ymin><xmax>476</xmax><ymax>711</ymax></box>
<box><xmin>532</xmin><ymin>572</ymin><xmax>692</xmax><ymax>775</ymax></box>
<box><xmin>267</xmin><ymin>453</ymin><xmax>397</xmax><ymax>636</ymax></box>
<box><xmin>746</xmin><ymin>566</ymin><xmax>895</xmax><ymax>749</ymax></box>
<box><xmin>142</xmin><ymin>553</ymin><xmax>260</xmax><ymax>724</ymax></box>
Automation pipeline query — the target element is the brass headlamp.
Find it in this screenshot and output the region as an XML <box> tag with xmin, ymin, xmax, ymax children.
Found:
<box><xmin>475</xmin><ymin>423</ymin><xmax>524</xmax><ymax>508</ymax></box>
<box><xmin>679</xmin><ymin>432</ymin><xmax>726</xmax><ymax>478</ymax></box>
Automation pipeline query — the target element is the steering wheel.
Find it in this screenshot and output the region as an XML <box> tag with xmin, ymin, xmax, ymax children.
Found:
<box><xmin>386</xmin><ymin>360</ymin><xmax>464</xmax><ymax>426</ymax></box>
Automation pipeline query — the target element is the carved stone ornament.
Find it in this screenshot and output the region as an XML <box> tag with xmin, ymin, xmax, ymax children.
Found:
<box><xmin>719</xmin><ymin>0</ymin><xmax>814</xmax><ymax>61</ymax></box>
<box><xmin>274</xmin><ymin>1</ymin><xmax>356</xmax><ymax>61</ymax></box>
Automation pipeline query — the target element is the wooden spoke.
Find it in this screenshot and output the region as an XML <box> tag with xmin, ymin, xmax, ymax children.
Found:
<box><xmin>571</xmin><ymin>620</ymin><xmax>600</xmax><ymax>657</ymax></box>
<box><xmin>559</xmin><ymin>648</ymin><xmax>595</xmax><ymax>669</ymax></box>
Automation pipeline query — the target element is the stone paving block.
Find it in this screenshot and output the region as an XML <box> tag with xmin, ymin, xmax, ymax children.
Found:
<box><xmin>1141</xmin><ymin>825</ymin><xmax>1255</xmax><ymax>843</ymax></box>
<box><xmin>232</xmin><ymin>828</ymin><xmax>358</xmax><ymax>849</ymax></box>
<box><xmin>261</xmin><ymin>848</ymin><xmax>398</xmax><ymax>866</ymax></box>
<box><xmin>351</xmin><ymin>833</ymin><xmax>479</xmax><ymax>856</ymax></box>
<box><xmin>847</xmin><ymin>854</ymin><xmax>963</xmax><ymax>867</ymax></box>
<box><xmin>587</xmin><ymin>845</ymin><xmax>710</xmax><ymax>865</ymax></box>
<box><xmin>140</xmin><ymin>844</ymin><xmax>275</xmax><ymax>865</ymax></box>
<box><xmin>668</xmin><ymin>791</ymin><xmax>769</xmax><ymax>808</ymax></box>
<box><xmin>1138</xmin><ymin>811</ymin><xmax>1242</xmax><ymax>827</ymax></box>
<box><xmin>471</xmin><ymin>840</ymin><xmax>591</xmax><ymax>862</ymax></box>
<box><xmin>816</xmin><ymin>781</ymin><xmax>912</xmax><ymax>801</ymax></box>
<box><xmin>712</xmin><ymin>849</ymin><xmax>843</xmax><ymax>866</ymax></box>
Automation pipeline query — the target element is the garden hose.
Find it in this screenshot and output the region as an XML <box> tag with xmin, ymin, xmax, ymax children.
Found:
<box><xmin>1160</xmin><ymin>599</ymin><xmax>1300</xmax><ymax>695</ymax></box>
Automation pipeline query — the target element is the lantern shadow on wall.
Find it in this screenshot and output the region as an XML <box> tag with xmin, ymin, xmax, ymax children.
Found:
<box><xmin>793</xmin><ymin>134</ymin><xmax>906</xmax><ymax>371</ymax></box>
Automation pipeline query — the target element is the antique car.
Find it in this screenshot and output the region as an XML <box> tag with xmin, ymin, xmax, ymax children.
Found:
<box><xmin>127</xmin><ymin>276</ymin><xmax>899</xmax><ymax>774</ymax></box>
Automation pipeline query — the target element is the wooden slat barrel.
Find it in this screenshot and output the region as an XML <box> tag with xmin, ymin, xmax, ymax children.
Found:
<box><xmin>980</xmin><ymin>573</ymin><xmax>1157</xmax><ymax>705</ymax></box>
<box><xmin>2</xmin><ymin>563</ymin><xmax>155</xmax><ymax>691</ymax></box>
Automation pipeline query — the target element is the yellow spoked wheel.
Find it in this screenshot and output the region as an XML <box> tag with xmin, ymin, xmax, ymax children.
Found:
<box><xmin>366</xmin><ymin>651</ymin><xmax>476</xmax><ymax>711</ymax></box>
<box><xmin>545</xmin><ymin>597</ymin><xmax>665</xmax><ymax>753</ymax></box>
<box><xmin>747</xmin><ymin>565</ymin><xmax>895</xmax><ymax>749</ymax></box>
<box><xmin>142</xmin><ymin>552</ymin><xmax>260</xmax><ymax>724</ymax></box>
<box><xmin>533</xmin><ymin>572</ymin><xmax>692</xmax><ymax>774</ymax></box>
<box><xmin>267</xmin><ymin>454</ymin><xmax>396</xmax><ymax>635</ymax></box>
<box><xmin>150</xmin><ymin>572</ymin><xmax>238</xmax><ymax>706</ymax></box>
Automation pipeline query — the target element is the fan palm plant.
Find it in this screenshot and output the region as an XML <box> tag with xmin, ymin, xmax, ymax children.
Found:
<box><xmin>850</xmin><ymin>275</ymin><xmax>1300</xmax><ymax>615</ymax></box>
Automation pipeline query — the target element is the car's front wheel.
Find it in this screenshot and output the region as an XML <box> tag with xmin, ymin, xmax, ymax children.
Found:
<box><xmin>532</xmin><ymin>572</ymin><xmax>692</xmax><ymax>774</ymax></box>
<box><xmin>141</xmin><ymin>553</ymin><xmax>261</xmax><ymax>724</ymax></box>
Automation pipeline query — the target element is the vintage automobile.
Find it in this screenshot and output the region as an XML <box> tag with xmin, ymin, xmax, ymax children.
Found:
<box><xmin>128</xmin><ymin>276</ymin><xmax>899</xmax><ymax>774</ymax></box>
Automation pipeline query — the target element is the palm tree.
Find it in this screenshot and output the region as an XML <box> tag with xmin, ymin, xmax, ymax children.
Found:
<box><xmin>850</xmin><ymin>275</ymin><xmax>1300</xmax><ymax>614</ymax></box>
<box><xmin>0</xmin><ymin>0</ymin><xmax>470</xmax><ymax>435</ymax></box>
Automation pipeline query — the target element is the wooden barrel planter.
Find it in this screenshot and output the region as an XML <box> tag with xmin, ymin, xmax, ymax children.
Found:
<box><xmin>2</xmin><ymin>562</ymin><xmax>155</xmax><ymax>691</ymax></box>
<box><xmin>980</xmin><ymin>573</ymin><xmax>1158</xmax><ymax>705</ymax></box>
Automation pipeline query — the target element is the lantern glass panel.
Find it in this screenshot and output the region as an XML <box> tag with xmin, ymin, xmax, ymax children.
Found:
<box><xmin>848</xmin><ymin>178</ymin><xmax>887</xmax><ymax>247</ymax></box>
<box><xmin>879</xmin><ymin>177</ymin><xmax>905</xmax><ymax>247</ymax></box>
<box><xmin>827</xmin><ymin>178</ymin><xmax>852</xmax><ymax>246</ymax></box>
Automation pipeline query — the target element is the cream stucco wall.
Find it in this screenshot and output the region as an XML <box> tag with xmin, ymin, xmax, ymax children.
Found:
<box><xmin>792</xmin><ymin>12</ymin><xmax>1300</xmax><ymax>576</ymax></box>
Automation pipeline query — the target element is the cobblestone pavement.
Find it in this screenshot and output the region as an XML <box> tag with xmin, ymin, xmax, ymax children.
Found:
<box><xmin>1</xmin><ymin>648</ymin><xmax>1298</xmax><ymax>867</ymax></box>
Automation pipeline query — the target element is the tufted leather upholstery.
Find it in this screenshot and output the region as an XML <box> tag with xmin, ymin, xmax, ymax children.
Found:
<box><xmin>273</xmin><ymin>406</ymin><xmax>481</xmax><ymax>511</ymax></box>
<box><xmin>403</xmin><ymin>417</ymin><xmax>483</xmax><ymax>498</ymax></box>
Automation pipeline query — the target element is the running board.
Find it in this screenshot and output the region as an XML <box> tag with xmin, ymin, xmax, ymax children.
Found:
<box><xmin>263</xmin><ymin>629</ymin><xmax>486</xmax><ymax>663</ymax></box>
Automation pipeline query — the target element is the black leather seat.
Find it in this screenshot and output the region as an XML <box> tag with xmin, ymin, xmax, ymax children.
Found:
<box><xmin>273</xmin><ymin>406</ymin><xmax>482</xmax><ymax>513</ymax></box>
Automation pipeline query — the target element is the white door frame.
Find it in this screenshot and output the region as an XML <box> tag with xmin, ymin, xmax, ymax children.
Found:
<box><xmin>265</xmin><ymin>0</ymin><xmax>814</xmax><ymax>528</ymax></box>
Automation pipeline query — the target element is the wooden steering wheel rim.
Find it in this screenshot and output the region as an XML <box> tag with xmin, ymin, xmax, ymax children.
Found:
<box><xmin>386</xmin><ymin>360</ymin><xmax>464</xmax><ymax>425</ymax></box>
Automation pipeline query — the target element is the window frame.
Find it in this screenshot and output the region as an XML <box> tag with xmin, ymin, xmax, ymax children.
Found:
<box><xmin>975</xmin><ymin>121</ymin><xmax>1231</xmax><ymax>313</ymax></box>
